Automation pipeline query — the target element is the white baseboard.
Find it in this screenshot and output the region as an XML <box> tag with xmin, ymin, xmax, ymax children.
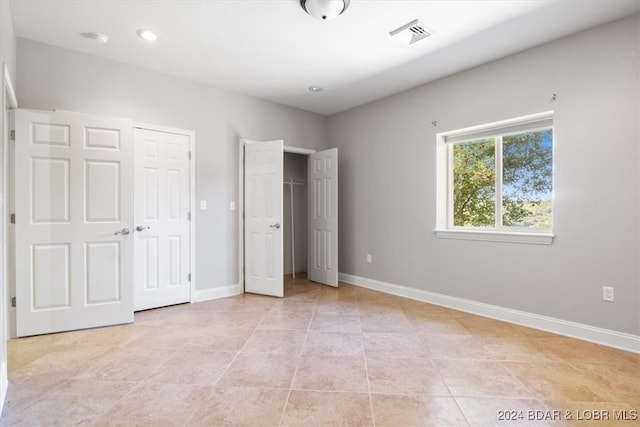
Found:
<box><xmin>339</xmin><ymin>273</ymin><xmax>640</xmax><ymax>354</ymax></box>
<box><xmin>193</xmin><ymin>283</ymin><xmax>243</xmax><ymax>303</ymax></box>
<box><xmin>0</xmin><ymin>361</ymin><xmax>7</xmax><ymax>416</ymax></box>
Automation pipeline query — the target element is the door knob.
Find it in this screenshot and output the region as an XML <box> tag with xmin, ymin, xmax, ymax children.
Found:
<box><xmin>136</xmin><ymin>225</ymin><xmax>150</xmax><ymax>232</ymax></box>
<box><xmin>269</xmin><ymin>223</ymin><xmax>281</xmax><ymax>229</ymax></box>
<box><xmin>114</xmin><ymin>228</ymin><xmax>130</xmax><ymax>235</ymax></box>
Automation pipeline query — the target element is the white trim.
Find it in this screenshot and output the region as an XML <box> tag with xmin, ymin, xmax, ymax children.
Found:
<box><xmin>441</xmin><ymin>111</ymin><xmax>553</xmax><ymax>144</ymax></box>
<box><xmin>495</xmin><ymin>136</ymin><xmax>504</xmax><ymax>227</ymax></box>
<box><xmin>238</xmin><ymin>139</ymin><xmax>245</xmax><ymax>293</ymax></box>
<box><xmin>133</xmin><ymin>122</ymin><xmax>197</xmax><ymax>302</ymax></box>
<box><xmin>134</xmin><ymin>122</ymin><xmax>192</xmax><ymax>136</ymax></box>
<box><xmin>434</xmin><ymin>229</ymin><xmax>554</xmax><ymax>245</ymax></box>
<box><xmin>339</xmin><ymin>273</ymin><xmax>640</xmax><ymax>354</ymax></box>
<box><xmin>1</xmin><ymin>63</ymin><xmax>17</xmax><ymax>415</ymax></box>
<box><xmin>0</xmin><ymin>361</ymin><xmax>7</xmax><ymax>415</ymax></box>
<box><xmin>193</xmin><ymin>283</ymin><xmax>243</xmax><ymax>302</ymax></box>
<box><xmin>284</xmin><ymin>145</ymin><xmax>316</xmax><ymax>155</ymax></box>
<box><xmin>3</xmin><ymin>65</ymin><xmax>16</xmax><ymax>110</ymax></box>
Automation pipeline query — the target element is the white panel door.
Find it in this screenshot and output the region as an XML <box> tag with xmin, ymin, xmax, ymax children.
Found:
<box><xmin>244</xmin><ymin>139</ymin><xmax>283</xmax><ymax>297</ymax></box>
<box><xmin>14</xmin><ymin>109</ymin><xmax>134</xmax><ymax>337</ymax></box>
<box><xmin>308</xmin><ymin>148</ymin><xmax>338</xmax><ymax>287</ymax></box>
<box><xmin>133</xmin><ymin>128</ymin><xmax>191</xmax><ymax>311</ymax></box>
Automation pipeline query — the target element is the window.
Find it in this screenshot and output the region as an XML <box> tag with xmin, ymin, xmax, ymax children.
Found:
<box><xmin>435</xmin><ymin>112</ymin><xmax>554</xmax><ymax>244</ymax></box>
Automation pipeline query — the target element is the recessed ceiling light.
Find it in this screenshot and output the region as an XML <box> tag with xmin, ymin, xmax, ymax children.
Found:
<box><xmin>80</xmin><ymin>32</ymin><xmax>109</xmax><ymax>44</ymax></box>
<box><xmin>308</xmin><ymin>86</ymin><xmax>324</xmax><ymax>92</ymax></box>
<box><xmin>137</xmin><ymin>29</ymin><xmax>158</xmax><ymax>42</ymax></box>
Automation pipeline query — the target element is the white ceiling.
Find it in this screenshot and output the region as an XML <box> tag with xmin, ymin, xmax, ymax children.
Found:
<box><xmin>9</xmin><ymin>0</ymin><xmax>640</xmax><ymax>115</ymax></box>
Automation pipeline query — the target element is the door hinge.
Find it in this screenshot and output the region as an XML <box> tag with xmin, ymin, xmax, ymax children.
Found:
<box><xmin>188</xmin><ymin>151</ymin><xmax>192</xmax><ymax>160</ymax></box>
<box><xmin>187</xmin><ymin>212</ymin><xmax>191</xmax><ymax>221</ymax></box>
<box><xmin>10</xmin><ymin>130</ymin><xmax>15</xmax><ymax>141</ymax></box>
<box><xmin>11</xmin><ymin>297</ymin><xmax>16</xmax><ymax>308</ymax></box>
<box><xmin>188</xmin><ymin>273</ymin><xmax>191</xmax><ymax>281</ymax></box>
<box><xmin>10</xmin><ymin>213</ymin><xmax>15</xmax><ymax>224</ymax></box>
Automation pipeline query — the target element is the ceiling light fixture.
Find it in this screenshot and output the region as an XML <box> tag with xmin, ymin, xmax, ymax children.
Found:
<box><xmin>136</xmin><ymin>29</ymin><xmax>158</xmax><ymax>42</ymax></box>
<box><xmin>80</xmin><ymin>32</ymin><xmax>109</xmax><ymax>44</ymax></box>
<box><xmin>300</xmin><ymin>0</ymin><xmax>350</xmax><ymax>21</ymax></box>
<box><xmin>308</xmin><ymin>86</ymin><xmax>324</xmax><ymax>92</ymax></box>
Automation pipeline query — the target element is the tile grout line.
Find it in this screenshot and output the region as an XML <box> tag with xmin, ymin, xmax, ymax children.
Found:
<box><xmin>92</xmin><ymin>380</ymin><xmax>146</xmax><ymax>425</ymax></box>
<box><xmin>278</xmin><ymin>297</ymin><xmax>317</xmax><ymax>426</ymax></box>
<box><xmin>359</xmin><ymin>305</ymin><xmax>378</xmax><ymax>427</ymax></box>
<box><xmin>409</xmin><ymin>307</ymin><xmax>472</xmax><ymax>427</ymax></box>
<box><xmin>191</xmin><ymin>297</ymin><xmax>285</xmax><ymax>420</ymax></box>
<box><xmin>499</xmin><ymin>359</ymin><xmax>569</xmax><ymax>407</ymax></box>
<box><xmin>210</xmin><ymin>309</ymin><xmax>264</xmax><ymax>383</ymax></box>
<box><xmin>2</xmin><ymin>376</ymin><xmax>72</xmax><ymax>423</ymax></box>
<box><xmin>363</xmin><ymin>349</ymin><xmax>377</xmax><ymax>426</ymax></box>
<box><xmin>179</xmin><ymin>304</ymin><xmax>264</xmax><ymax>426</ymax></box>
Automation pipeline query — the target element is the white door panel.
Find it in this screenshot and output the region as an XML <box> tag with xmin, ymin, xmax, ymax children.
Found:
<box><xmin>244</xmin><ymin>139</ymin><xmax>283</xmax><ymax>297</ymax></box>
<box><xmin>134</xmin><ymin>128</ymin><xmax>191</xmax><ymax>311</ymax></box>
<box><xmin>15</xmin><ymin>109</ymin><xmax>134</xmax><ymax>337</ymax></box>
<box><xmin>308</xmin><ymin>148</ymin><xmax>338</xmax><ymax>287</ymax></box>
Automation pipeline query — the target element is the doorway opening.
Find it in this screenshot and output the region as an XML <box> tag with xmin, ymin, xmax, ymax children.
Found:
<box><xmin>283</xmin><ymin>152</ymin><xmax>308</xmax><ymax>291</ymax></box>
<box><xmin>238</xmin><ymin>139</ymin><xmax>338</xmax><ymax>298</ymax></box>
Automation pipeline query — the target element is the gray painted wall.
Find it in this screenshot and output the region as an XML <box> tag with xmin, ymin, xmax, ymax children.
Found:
<box><xmin>16</xmin><ymin>38</ymin><xmax>327</xmax><ymax>292</ymax></box>
<box><xmin>283</xmin><ymin>153</ymin><xmax>308</xmax><ymax>275</ymax></box>
<box><xmin>1</xmin><ymin>1</ymin><xmax>16</xmax><ymax>82</ymax></box>
<box><xmin>328</xmin><ymin>15</ymin><xmax>640</xmax><ymax>335</ymax></box>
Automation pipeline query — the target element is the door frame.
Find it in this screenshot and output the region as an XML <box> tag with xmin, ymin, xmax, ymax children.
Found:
<box><xmin>237</xmin><ymin>141</ymin><xmax>316</xmax><ymax>290</ymax></box>
<box><xmin>1</xmin><ymin>63</ymin><xmax>17</xmax><ymax>414</ymax></box>
<box><xmin>134</xmin><ymin>123</ymin><xmax>197</xmax><ymax>303</ymax></box>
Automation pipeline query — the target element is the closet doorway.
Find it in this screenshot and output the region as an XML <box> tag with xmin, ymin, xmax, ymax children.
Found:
<box><xmin>283</xmin><ymin>152</ymin><xmax>306</xmax><ymax>280</ymax></box>
<box><xmin>239</xmin><ymin>139</ymin><xmax>338</xmax><ymax>298</ymax></box>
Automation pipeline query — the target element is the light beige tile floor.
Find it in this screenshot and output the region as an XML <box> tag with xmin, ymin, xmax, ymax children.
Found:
<box><xmin>1</xmin><ymin>275</ymin><xmax>639</xmax><ymax>426</ymax></box>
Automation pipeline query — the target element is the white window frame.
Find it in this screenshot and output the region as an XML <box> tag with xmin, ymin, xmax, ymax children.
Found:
<box><xmin>435</xmin><ymin>111</ymin><xmax>555</xmax><ymax>245</ymax></box>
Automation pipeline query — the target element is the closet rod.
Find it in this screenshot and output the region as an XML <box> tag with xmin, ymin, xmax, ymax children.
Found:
<box><xmin>283</xmin><ymin>178</ymin><xmax>305</xmax><ymax>185</ymax></box>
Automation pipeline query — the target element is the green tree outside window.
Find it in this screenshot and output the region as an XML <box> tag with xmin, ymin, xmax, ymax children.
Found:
<box><xmin>452</xmin><ymin>129</ymin><xmax>552</xmax><ymax>229</ymax></box>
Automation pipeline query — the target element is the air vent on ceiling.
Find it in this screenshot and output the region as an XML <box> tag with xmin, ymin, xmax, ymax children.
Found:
<box><xmin>389</xmin><ymin>19</ymin><xmax>432</xmax><ymax>45</ymax></box>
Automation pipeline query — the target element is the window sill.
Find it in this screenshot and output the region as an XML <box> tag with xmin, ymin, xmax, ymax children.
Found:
<box><xmin>434</xmin><ymin>229</ymin><xmax>554</xmax><ymax>245</ymax></box>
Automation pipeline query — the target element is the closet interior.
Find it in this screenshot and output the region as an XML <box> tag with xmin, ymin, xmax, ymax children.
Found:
<box><xmin>283</xmin><ymin>152</ymin><xmax>308</xmax><ymax>279</ymax></box>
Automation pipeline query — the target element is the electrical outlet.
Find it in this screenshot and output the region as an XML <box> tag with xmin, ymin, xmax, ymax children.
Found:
<box><xmin>366</xmin><ymin>254</ymin><xmax>372</xmax><ymax>264</ymax></box>
<box><xmin>602</xmin><ymin>286</ymin><xmax>614</xmax><ymax>302</ymax></box>
<box><xmin>199</xmin><ymin>200</ymin><xmax>207</xmax><ymax>210</ymax></box>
